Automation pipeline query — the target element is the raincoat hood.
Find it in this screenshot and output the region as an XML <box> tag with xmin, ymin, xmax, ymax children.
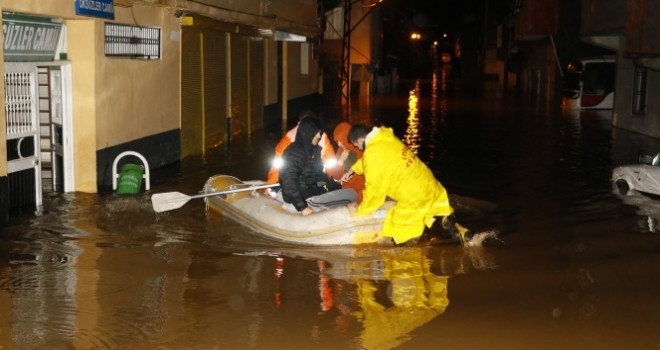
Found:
<box><xmin>333</xmin><ymin>122</ymin><xmax>351</xmax><ymax>144</ymax></box>
<box><xmin>335</xmin><ymin>122</ymin><xmax>365</xmax><ymax>156</ymax></box>
<box><xmin>333</xmin><ymin>122</ymin><xmax>357</xmax><ymax>153</ymax></box>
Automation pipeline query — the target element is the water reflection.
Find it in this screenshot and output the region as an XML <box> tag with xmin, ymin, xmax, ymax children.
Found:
<box><xmin>353</xmin><ymin>249</ymin><xmax>448</xmax><ymax>350</ymax></box>
<box><xmin>3</xmin><ymin>241</ymin><xmax>80</xmax><ymax>348</ymax></box>
<box><xmin>257</xmin><ymin>244</ymin><xmax>497</xmax><ymax>349</ymax></box>
<box><xmin>404</xmin><ymin>80</ymin><xmax>421</xmax><ymax>154</ymax></box>
<box><xmin>428</xmin><ymin>70</ymin><xmax>446</xmax><ymax>162</ymax></box>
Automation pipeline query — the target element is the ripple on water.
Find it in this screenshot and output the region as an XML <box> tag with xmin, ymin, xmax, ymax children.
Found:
<box><xmin>466</xmin><ymin>229</ymin><xmax>503</xmax><ymax>247</ymax></box>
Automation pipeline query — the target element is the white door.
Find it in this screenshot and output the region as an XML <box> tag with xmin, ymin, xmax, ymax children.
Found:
<box><xmin>37</xmin><ymin>63</ymin><xmax>75</xmax><ymax>193</ymax></box>
<box><xmin>5</xmin><ymin>62</ymin><xmax>42</xmax><ymax>207</ymax></box>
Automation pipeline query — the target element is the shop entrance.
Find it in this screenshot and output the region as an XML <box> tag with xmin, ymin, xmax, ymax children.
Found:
<box><xmin>5</xmin><ymin>62</ymin><xmax>74</xmax><ymax>209</ymax></box>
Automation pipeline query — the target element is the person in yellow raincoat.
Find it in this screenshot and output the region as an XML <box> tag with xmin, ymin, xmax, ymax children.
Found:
<box><xmin>346</xmin><ymin>124</ymin><xmax>471</xmax><ymax>245</ymax></box>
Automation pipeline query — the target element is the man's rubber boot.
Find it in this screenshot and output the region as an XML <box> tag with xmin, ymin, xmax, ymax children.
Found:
<box><xmin>442</xmin><ymin>215</ymin><xmax>472</xmax><ymax>247</ymax></box>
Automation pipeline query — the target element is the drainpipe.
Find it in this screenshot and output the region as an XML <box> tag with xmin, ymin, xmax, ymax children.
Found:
<box><xmin>200</xmin><ymin>32</ymin><xmax>206</xmax><ymax>154</ymax></box>
<box><xmin>549</xmin><ymin>35</ymin><xmax>563</xmax><ymax>77</ymax></box>
<box><xmin>282</xmin><ymin>41</ymin><xmax>288</xmax><ymax>135</ymax></box>
<box><xmin>247</xmin><ymin>42</ymin><xmax>252</xmax><ymax>138</ymax></box>
<box><xmin>226</xmin><ymin>33</ymin><xmax>232</xmax><ymax>151</ymax></box>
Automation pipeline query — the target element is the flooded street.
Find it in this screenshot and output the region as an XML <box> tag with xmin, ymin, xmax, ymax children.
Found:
<box><xmin>3</xmin><ymin>70</ymin><xmax>660</xmax><ymax>350</ymax></box>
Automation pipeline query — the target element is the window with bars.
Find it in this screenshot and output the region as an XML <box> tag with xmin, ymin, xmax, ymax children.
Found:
<box><xmin>632</xmin><ymin>66</ymin><xmax>647</xmax><ymax>116</ymax></box>
<box><xmin>104</xmin><ymin>23</ymin><xmax>161</xmax><ymax>59</ymax></box>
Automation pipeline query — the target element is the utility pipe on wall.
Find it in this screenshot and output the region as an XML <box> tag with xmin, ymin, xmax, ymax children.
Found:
<box><xmin>282</xmin><ymin>41</ymin><xmax>288</xmax><ymax>135</ymax></box>
<box><xmin>200</xmin><ymin>32</ymin><xmax>206</xmax><ymax>154</ymax></box>
<box><xmin>226</xmin><ymin>33</ymin><xmax>232</xmax><ymax>150</ymax></box>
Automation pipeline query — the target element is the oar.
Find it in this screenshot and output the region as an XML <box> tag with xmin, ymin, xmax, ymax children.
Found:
<box><xmin>151</xmin><ymin>183</ymin><xmax>279</xmax><ymax>213</ymax></box>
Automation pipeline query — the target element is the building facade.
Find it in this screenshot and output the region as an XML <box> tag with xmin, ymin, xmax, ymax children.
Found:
<box><xmin>581</xmin><ymin>0</ymin><xmax>660</xmax><ymax>139</ymax></box>
<box><xmin>0</xmin><ymin>0</ymin><xmax>323</xmax><ymax>225</ymax></box>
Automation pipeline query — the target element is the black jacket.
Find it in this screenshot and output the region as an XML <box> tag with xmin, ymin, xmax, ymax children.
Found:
<box><xmin>280</xmin><ymin>117</ymin><xmax>340</xmax><ymax>211</ymax></box>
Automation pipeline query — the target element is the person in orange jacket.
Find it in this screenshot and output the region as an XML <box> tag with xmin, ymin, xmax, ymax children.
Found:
<box><xmin>266</xmin><ymin>111</ymin><xmax>337</xmax><ymax>190</ymax></box>
<box><xmin>332</xmin><ymin>122</ymin><xmax>366</xmax><ymax>203</ymax></box>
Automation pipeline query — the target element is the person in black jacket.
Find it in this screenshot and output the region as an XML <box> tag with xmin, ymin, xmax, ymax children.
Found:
<box><xmin>278</xmin><ymin>113</ymin><xmax>357</xmax><ymax>216</ymax></box>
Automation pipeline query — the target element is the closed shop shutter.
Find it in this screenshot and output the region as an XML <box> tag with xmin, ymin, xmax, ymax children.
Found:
<box><xmin>181</xmin><ymin>27</ymin><xmax>228</xmax><ymax>156</ymax></box>
<box><xmin>249</xmin><ymin>39</ymin><xmax>265</xmax><ymax>133</ymax></box>
<box><xmin>181</xmin><ymin>28</ymin><xmax>203</xmax><ymax>157</ymax></box>
<box><xmin>203</xmin><ymin>32</ymin><xmax>227</xmax><ymax>149</ymax></box>
<box><xmin>230</xmin><ymin>34</ymin><xmax>249</xmax><ymax>137</ymax></box>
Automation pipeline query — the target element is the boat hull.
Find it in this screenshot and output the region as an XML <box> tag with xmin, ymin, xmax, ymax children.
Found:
<box><xmin>203</xmin><ymin>175</ymin><xmax>393</xmax><ymax>246</ymax></box>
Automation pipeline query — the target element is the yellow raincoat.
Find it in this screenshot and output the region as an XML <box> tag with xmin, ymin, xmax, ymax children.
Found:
<box><xmin>352</xmin><ymin>127</ymin><xmax>453</xmax><ymax>243</ymax></box>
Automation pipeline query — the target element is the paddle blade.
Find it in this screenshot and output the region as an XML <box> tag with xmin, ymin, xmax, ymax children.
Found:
<box><xmin>151</xmin><ymin>192</ymin><xmax>191</xmax><ymax>212</ymax></box>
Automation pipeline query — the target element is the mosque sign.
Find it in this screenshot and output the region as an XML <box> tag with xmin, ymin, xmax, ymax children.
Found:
<box><xmin>75</xmin><ymin>0</ymin><xmax>115</xmax><ymax>20</ymax></box>
<box><xmin>2</xmin><ymin>13</ymin><xmax>63</xmax><ymax>62</ymax></box>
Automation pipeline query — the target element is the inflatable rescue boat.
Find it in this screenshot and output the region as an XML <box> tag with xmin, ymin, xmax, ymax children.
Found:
<box><xmin>202</xmin><ymin>175</ymin><xmax>394</xmax><ymax>245</ymax></box>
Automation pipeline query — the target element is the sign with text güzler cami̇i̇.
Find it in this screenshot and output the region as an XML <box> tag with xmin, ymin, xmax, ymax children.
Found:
<box><xmin>2</xmin><ymin>13</ymin><xmax>63</xmax><ymax>62</ymax></box>
<box><xmin>75</xmin><ymin>0</ymin><xmax>115</xmax><ymax>20</ymax></box>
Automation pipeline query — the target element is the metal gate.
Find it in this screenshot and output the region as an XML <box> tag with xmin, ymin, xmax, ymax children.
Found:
<box><xmin>5</xmin><ymin>63</ymin><xmax>42</xmax><ymax>209</ymax></box>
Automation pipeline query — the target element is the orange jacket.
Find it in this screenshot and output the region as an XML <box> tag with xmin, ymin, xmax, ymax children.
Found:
<box><xmin>266</xmin><ymin>126</ymin><xmax>337</xmax><ymax>184</ymax></box>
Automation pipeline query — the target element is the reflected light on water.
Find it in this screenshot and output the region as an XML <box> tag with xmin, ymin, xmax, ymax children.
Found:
<box><xmin>429</xmin><ymin>70</ymin><xmax>444</xmax><ymax>160</ymax></box>
<box><xmin>439</xmin><ymin>65</ymin><xmax>448</xmax><ymax>92</ymax></box>
<box><xmin>404</xmin><ymin>80</ymin><xmax>421</xmax><ymax>154</ymax></box>
<box><xmin>274</xmin><ymin>257</ymin><xmax>284</xmax><ymax>308</ymax></box>
<box><xmin>431</xmin><ymin>71</ymin><xmax>438</xmax><ymax>118</ymax></box>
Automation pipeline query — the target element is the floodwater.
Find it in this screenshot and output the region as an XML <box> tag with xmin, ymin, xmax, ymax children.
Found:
<box><xmin>3</xmin><ymin>69</ymin><xmax>660</xmax><ymax>350</ymax></box>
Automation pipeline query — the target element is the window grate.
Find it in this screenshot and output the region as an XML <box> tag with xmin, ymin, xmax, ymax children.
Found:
<box><xmin>104</xmin><ymin>23</ymin><xmax>161</xmax><ymax>59</ymax></box>
<box><xmin>5</xmin><ymin>71</ymin><xmax>38</xmax><ymax>139</ymax></box>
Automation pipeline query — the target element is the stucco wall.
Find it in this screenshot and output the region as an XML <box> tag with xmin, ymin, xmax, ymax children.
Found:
<box><xmin>95</xmin><ymin>6</ymin><xmax>180</xmax><ymax>148</ymax></box>
<box><xmin>0</xmin><ymin>1</ymin><xmax>77</xmax><ymax>17</ymax></box>
<box><xmin>0</xmin><ymin>7</ymin><xmax>5</xmax><ymax>177</ymax></box>
<box><xmin>1</xmin><ymin>1</ymin><xmax>180</xmax><ymax>192</ymax></box>
<box><xmin>67</xmin><ymin>20</ymin><xmax>98</xmax><ymax>192</ymax></box>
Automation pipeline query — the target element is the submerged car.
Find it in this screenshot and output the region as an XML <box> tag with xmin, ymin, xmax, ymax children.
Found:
<box><xmin>612</xmin><ymin>152</ymin><xmax>660</xmax><ymax>196</ymax></box>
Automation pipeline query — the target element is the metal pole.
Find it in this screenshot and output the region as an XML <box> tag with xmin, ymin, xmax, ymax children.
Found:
<box><xmin>340</xmin><ymin>0</ymin><xmax>352</xmax><ymax>120</ymax></box>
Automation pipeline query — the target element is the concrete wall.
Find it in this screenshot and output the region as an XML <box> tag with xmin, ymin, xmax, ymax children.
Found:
<box><xmin>613</xmin><ymin>45</ymin><xmax>660</xmax><ymax>138</ymax></box>
<box><xmin>581</xmin><ymin>0</ymin><xmax>627</xmax><ymax>34</ymax></box>
<box><xmin>264</xmin><ymin>39</ymin><xmax>278</xmax><ymax>106</ymax></box>
<box><xmin>194</xmin><ymin>0</ymin><xmax>317</xmax><ymax>27</ymax></box>
<box><xmin>267</xmin><ymin>0</ymin><xmax>317</xmax><ymax>28</ymax></box>
<box><xmin>287</xmin><ymin>42</ymin><xmax>320</xmax><ymax>100</ymax></box>
<box><xmin>348</xmin><ymin>4</ymin><xmax>373</xmax><ymax>67</ymax></box>
<box><xmin>261</xmin><ymin>39</ymin><xmax>323</xmax><ymax>135</ymax></box>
